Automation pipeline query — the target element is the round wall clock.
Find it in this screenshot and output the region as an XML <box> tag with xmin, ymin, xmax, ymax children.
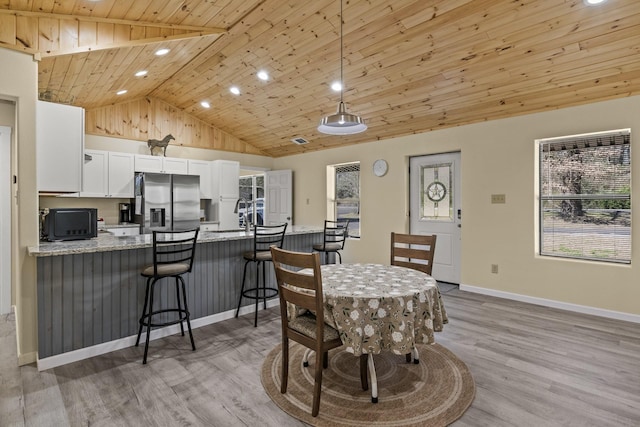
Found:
<box><xmin>373</xmin><ymin>159</ymin><xmax>388</xmax><ymax>177</ymax></box>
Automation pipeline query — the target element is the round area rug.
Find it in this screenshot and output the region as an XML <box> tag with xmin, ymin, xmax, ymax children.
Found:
<box><xmin>261</xmin><ymin>343</ymin><xmax>475</xmax><ymax>426</ymax></box>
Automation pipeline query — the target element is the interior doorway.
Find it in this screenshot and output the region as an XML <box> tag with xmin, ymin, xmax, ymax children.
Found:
<box><xmin>0</xmin><ymin>125</ymin><xmax>11</xmax><ymax>314</ymax></box>
<box><xmin>264</xmin><ymin>169</ymin><xmax>292</xmax><ymax>226</ymax></box>
<box><xmin>409</xmin><ymin>152</ymin><xmax>461</xmax><ymax>284</ymax></box>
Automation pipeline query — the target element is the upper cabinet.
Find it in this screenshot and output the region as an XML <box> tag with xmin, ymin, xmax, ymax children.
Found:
<box><xmin>211</xmin><ymin>160</ymin><xmax>239</xmax><ymax>200</ymax></box>
<box><xmin>80</xmin><ymin>150</ymin><xmax>108</xmax><ymax>197</ymax></box>
<box><xmin>133</xmin><ymin>154</ymin><xmax>162</xmax><ymax>173</ymax></box>
<box><xmin>81</xmin><ymin>150</ymin><xmax>134</xmax><ymax>198</ymax></box>
<box><xmin>36</xmin><ymin>101</ymin><xmax>84</xmax><ymax>193</ymax></box>
<box><xmin>72</xmin><ymin>148</ymin><xmax>238</xmax><ymax>204</ymax></box>
<box><xmin>107</xmin><ymin>152</ymin><xmax>135</xmax><ymax>197</ymax></box>
<box><xmin>187</xmin><ymin>160</ymin><xmax>213</xmax><ymax>199</ymax></box>
<box><xmin>163</xmin><ymin>157</ymin><xmax>189</xmax><ymax>174</ymax></box>
<box><xmin>134</xmin><ymin>154</ymin><xmax>187</xmax><ymax>174</ymax></box>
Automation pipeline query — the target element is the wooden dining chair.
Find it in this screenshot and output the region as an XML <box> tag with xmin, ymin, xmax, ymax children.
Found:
<box><xmin>390</xmin><ymin>232</ymin><xmax>437</xmax><ymax>275</ymax></box>
<box><xmin>390</xmin><ymin>232</ymin><xmax>437</xmax><ymax>362</ymax></box>
<box><xmin>271</xmin><ymin>247</ymin><xmax>368</xmax><ymax>416</ymax></box>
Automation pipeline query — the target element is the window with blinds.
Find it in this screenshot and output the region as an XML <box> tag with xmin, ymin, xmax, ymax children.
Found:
<box><xmin>538</xmin><ymin>129</ymin><xmax>631</xmax><ymax>263</ymax></box>
<box><xmin>333</xmin><ymin>162</ymin><xmax>360</xmax><ymax>237</ymax></box>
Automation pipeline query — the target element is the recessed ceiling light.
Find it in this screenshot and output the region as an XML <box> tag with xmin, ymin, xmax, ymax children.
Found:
<box><xmin>257</xmin><ymin>70</ymin><xmax>269</xmax><ymax>81</ymax></box>
<box><xmin>331</xmin><ymin>81</ymin><xmax>343</xmax><ymax>92</ymax></box>
<box><xmin>229</xmin><ymin>86</ymin><xmax>240</xmax><ymax>95</ymax></box>
<box><xmin>135</xmin><ymin>70</ymin><xmax>148</xmax><ymax>77</ymax></box>
<box><xmin>583</xmin><ymin>0</ymin><xmax>606</xmax><ymax>5</ymax></box>
<box><xmin>116</xmin><ymin>90</ymin><xmax>127</xmax><ymax>95</ymax></box>
<box><xmin>155</xmin><ymin>48</ymin><xmax>170</xmax><ymax>56</ymax></box>
<box><xmin>200</xmin><ymin>101</ymin><xmax>211</xmax><ymax>108</ymax></box>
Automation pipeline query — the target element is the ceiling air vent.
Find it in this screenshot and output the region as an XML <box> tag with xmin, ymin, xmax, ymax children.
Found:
<box><xmin>291</xmin><ymin>137</ymin><xmax>309</xmax><ymax>145</ymax></box>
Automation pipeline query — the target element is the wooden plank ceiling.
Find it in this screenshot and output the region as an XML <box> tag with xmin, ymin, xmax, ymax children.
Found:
<box><xmin>2</xmin><ymin>0</ymin><xmax>640</xmax><ymax>158</ymax></box>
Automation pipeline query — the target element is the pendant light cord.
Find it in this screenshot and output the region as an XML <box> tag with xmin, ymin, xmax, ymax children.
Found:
<box><xmin>340</xmin><ymin>0</ymin><xmax>344</xmax><ymax>103</ymax></box>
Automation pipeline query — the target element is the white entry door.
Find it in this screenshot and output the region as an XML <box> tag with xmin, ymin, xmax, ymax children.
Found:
<box><xmin>1</xmin><ymin>126</ymin><xmax>11</xmax><ymax>314</ymax></box>
<box><xmin>264</xmin><ymin>169</ymin><xmax>292</xmax><ymax>226</ymax></box>
<box><xmin>410</xmin><ymin>152</ymin><xmax>461</xmax><ymax>284</ymax></box>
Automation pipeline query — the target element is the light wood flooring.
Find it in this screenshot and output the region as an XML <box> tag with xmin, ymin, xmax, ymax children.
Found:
<box><xmin>2</xmin><ymin>285</ymin><xmax>639</xmax><ymax>426</ymax></box>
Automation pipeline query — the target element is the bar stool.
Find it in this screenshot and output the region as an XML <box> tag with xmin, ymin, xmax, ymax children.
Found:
<box><xmin>235</xmin><ymin>223</ymin><xmax>287</xmax><ymax>327</ymax></box>
<box><xmin>135</xmin><ymin>228</ymin><xmax>199</xmax><ymax>364</ymax></box>
<box><xmin>312</xmin><ymin>219</ymin><xmax>350</xmax><ymax>264</ymax></box>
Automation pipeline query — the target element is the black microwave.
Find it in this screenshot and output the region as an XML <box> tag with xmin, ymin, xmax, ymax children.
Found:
<box><xmin>40</xmin><ymin>208</ymin><xmax>98</xmax><ymax>242</ymax></box>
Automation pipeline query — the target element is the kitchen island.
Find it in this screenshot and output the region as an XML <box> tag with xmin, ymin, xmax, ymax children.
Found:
<box><xmin>29</xmin><ymin>226</ymin><xmax>324</xmax><ymax>369</ymax></box>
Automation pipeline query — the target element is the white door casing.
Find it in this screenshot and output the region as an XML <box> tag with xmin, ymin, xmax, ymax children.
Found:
<box><xmin>1</xmin><ymin>126</ymin><xmax>11</xmax><ymax>314</ymax></box>
<box><xmin>410</xmin><ymin>152</ymin><xmax>461</xmax><ymax>284</ymax></box>
<box><xmin>264</xmin><ymin>170</ymin><xmax>292</xmax><ymax>226</ymax></box>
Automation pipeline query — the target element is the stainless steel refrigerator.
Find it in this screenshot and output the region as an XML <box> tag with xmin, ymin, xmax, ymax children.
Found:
<box><xmin>132</xmin><ymin>172</ymin><xmax>200</xmax><ymax>234</ymax></box>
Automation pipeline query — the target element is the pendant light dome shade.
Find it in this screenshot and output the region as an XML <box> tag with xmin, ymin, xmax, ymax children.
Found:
<box><xmin>318</xmin><ymin>0</ymin><xmax>367</xmax><ymax>135</ymax></box>
<box><xmin>318</xmin><ymin>101</ymin><xmax>367</xmax><ymax>135</ymax></box>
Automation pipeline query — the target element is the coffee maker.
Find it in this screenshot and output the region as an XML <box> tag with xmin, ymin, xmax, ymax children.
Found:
<box><xmin>119</xmin><ymin>203</ymin><xmax>132</xmax><ymax>224</ymax></box>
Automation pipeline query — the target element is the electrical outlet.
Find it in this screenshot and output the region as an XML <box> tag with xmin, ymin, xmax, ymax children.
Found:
<box><xmin>491</xmin><ymin>194</ymin><xmax>506</xmax><ymax>204</ymax></box>
<box><xmin>491</xmin><ymin>264</ymin><xmax>499</xmax><ymax>274</ymax></box>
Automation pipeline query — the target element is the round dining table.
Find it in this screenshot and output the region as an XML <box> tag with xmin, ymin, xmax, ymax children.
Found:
<box><xmin>319</xmin><ymin>263</ymin><xmax>448</xmax><ymax>357</ymax></box>
<box><xmin>315</xmin><ymin>263</ymin><xmax>448</xmax><ymax>402</ymax></box>
<box><xmin>288</xmin><ymin>262</ymin><xmax>448</xmax><ymax>403</ymax></box>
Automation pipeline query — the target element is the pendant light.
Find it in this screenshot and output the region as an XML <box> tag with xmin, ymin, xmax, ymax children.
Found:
<box><xmin>318</xmin><ymin>0</ymin><xmax>367</xmax><ymax>135</ymax></box>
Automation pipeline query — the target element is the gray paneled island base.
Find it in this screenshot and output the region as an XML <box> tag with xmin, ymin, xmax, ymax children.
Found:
<box><xmin>29</xmin><ymin>226</ymin><xmax>323</xmax><ymax>369</ymax></box>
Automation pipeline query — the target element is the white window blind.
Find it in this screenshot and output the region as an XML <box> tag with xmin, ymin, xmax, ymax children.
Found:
<box><xmin>539</xmin><ymin>129</ymin><xmax>631</xmax><ymax>263</ymax></box>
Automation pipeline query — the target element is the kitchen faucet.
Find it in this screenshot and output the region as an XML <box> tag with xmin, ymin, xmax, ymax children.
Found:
<box><xmin>234</xmin><ymin>198</ymin><xmax>252</xmax><ymax>232</ymax></box>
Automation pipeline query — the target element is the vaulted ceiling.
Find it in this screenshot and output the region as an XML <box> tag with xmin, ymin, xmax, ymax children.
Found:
<box><xmin>2</xmin><ymin>0</ymin><xmax>640</xmax><ymax>157</ymax></box>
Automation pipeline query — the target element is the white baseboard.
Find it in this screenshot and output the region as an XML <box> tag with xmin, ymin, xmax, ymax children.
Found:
<box><xmin>459</xmin><ymin>284</ymin><xmax>640</xmax><ymax>324</ymax></box>
<box><xmin>13</xmin><ymin>304</ymin><xmax>38</xmax><ymax>366</ymax></box>
<box><xmin>36</xmin><ymin>299</ymin><xmax>280</xmax><ymax>371</ymax></box>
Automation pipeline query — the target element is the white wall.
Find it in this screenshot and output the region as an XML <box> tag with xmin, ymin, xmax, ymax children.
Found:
<box><xmin>274</xmin><ymin>96</ymin><xmax>640</xmax><ymax>317</ymax></box>
<box><xmin>0</xmin><ymin>102</ymin><xmax>16</xmax><ymax>316</ymax></box>
<box><xmin>0</xmin><ymin>47</ymin><xmax>39</xmax><ymax>364</ymax></box>
<box><xmin>0</xmin><ymin>125</ymin><xmax>11</xmax><ymax>313</ymax></box>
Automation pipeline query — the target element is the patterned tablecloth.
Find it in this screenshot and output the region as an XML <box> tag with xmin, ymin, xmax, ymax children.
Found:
<box><xmin>310</xmin><ymin>263</ymin><xmax>448</xmax><ymax>357</ymax></box>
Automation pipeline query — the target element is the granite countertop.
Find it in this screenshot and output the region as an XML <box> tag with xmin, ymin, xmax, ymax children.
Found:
<box><xmin>29</xmin><ymin>225</ymin><xmax>323</xmax><ymax>257</ymax></box>
<box><xmin>101</xmin><ymin>221</ymin><xmax>219</xmax><ymax>230</ymax></box>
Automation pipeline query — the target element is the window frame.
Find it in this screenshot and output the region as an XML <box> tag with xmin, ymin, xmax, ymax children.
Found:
<box><xmin>537</xmin><ymin>129</ymin><xmax>631</xmax><ymax>264</ymax></box>
<box><xmin>328</xmin><ymin>162</ymin><xmax>360</xmax><ymax>238</ymax></box>
<box><xmin>238</xmin><ymin>173</ymin><xmax>264</xmax><ymax>225</ymax></box>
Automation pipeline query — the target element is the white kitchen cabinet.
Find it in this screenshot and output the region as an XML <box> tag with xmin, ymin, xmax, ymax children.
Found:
<box><xmin>210</xmin><ymin>160</ymin><xmax>240</xmax><ymax>230</ymax></box>
<box><xmin>199</xmin><ymin>222</ymin><xmax>219</xmax><ymax>232</ymax></box>
<box><xmin>135</xmin><ymin>154</ymin><xmax>188</xmax><ymax>174</ymax></box>
<box><xmin>80</xmin><ymin>150</ymin><xmax>108</xmax><ymax>197</ymax></box>
<box><xmin>80</xmin><ymin>150</ymin><xmax>134</xmax><ymax>198</ymax></box>
<box><xmin>188</xmin><ymin>160</ymin><xmax>213</xmax><ymax>199</ymax></box>
<box><xmin>162</xmin><ymin>157</ymin><xmax>188</xmax><ymax>174</ymax></box>
<box><xmin>134</xmin><ymin>154</ymin><xmax>163</xmax><ymax>173</ymax></box>
<box><xmin>108</xmin><ymin>152</ymin><xmax>135</xmax><ymax>197</ymax></box>
<box><xmin>212</xmin><ymin>160</ymin><xmax>240</xmax><ymax>199</ymax></box>
<box><xmin>36</xmin><ymin>101</ymin><xmax>84</xmax><ymax>193</ymax></box>
<box><xmin>106</xmin><ymin>225</ymin><xmax>140</xmax><ymax>236</ymax></box>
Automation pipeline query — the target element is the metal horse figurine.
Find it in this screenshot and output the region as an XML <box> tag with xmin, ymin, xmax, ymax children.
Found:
<box><xmin>147</xmin><ymin>134</ymin><xmax>175</xmax><ymax>156</ymax></box>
